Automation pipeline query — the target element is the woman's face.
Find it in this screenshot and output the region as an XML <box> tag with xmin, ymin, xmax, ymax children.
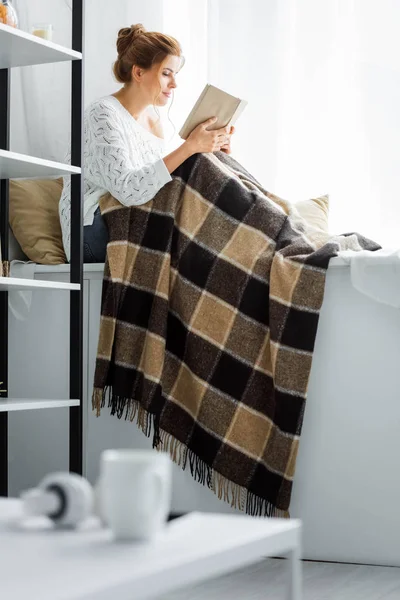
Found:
<box><xmin>142</xmin><ymin>54</ymin><xmax>182</xmax><ymax>106</ymax></box>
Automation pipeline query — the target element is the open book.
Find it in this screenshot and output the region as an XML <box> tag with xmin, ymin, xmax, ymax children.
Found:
<box><xmin>179</xmin><ymin>84</ymin><xmax>248</xmax><ymax>140</ymax></box>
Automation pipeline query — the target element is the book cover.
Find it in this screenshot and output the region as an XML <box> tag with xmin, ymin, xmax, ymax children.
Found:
<box><xmin>179</xmin><ymin>84</ymin><xmax>247</xmax><ymax>140</ymax></box>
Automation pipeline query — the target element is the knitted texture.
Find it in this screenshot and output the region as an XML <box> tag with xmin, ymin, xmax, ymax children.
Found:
<box><xmin>59</xmin><ymin>96</ymin><xmax>171</xmax><ymax>261</ymax></box>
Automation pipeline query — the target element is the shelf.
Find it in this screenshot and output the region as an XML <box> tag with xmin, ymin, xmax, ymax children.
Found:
<box><xmin>0</xmin><ymin>0</ymin><xmax>84</xmax><ymax>497</ymax></box>
<box><xmin>0</xmin><ymin>277</ymin><xmax>80</xmax><ymax>291</ymax></box>
<box><xmin>35</xmin><ymin>264</ymin><xmax>105</xmax><ymax>274</ymax></box>
<box><xmin>0</xmin><ymin>398</ymin><xmax>80</xmax><ymax>413</ymax></box>
<box><xmin>0</xmin><ymin>150</ymin><xmax>81</xmax><ymax>179</ymax></box>
<box><xmin>0</xmin><ymin>23</ymin><xmax>82</xmax><ymax>69</ymax></box>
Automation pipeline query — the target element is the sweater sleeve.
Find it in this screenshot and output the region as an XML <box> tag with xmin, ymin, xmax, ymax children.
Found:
<box><xmin>85</xmin><ymin>101</ymin><xmax>172</xmax><ymax>206</ymax></box>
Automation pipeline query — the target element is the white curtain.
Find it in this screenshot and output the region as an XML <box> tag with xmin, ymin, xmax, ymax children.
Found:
<box><xmin>207</xmin><ymin>0</ymin><xmax>285</xmax><ymax>186</ymax></box>
<box><xmin>162</xmin><ymin>0</ymin><xmax>208</xmax><ymax>147</ymax></box>
<box><xmin>209</xmin><ymin>0</ymin><xmax>400</xmax><ymax>248</ymax></box>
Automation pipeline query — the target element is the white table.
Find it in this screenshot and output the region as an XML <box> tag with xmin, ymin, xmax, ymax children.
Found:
<box><xmin>0</xmin><ymin>499</ymin><xmax>301</xmax><ymax>600</ymax></box>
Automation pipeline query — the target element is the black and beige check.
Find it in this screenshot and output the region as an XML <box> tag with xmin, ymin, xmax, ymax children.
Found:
<box><xmin>93</xmin><ymin>152</ymin><xmax>380</xmax><ymax>516</ymax></box>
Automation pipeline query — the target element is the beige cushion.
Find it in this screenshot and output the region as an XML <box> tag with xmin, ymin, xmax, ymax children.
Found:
<box><xmin>266</xmin><ymin>191</ymin><xmax>330</xmax><ymax>232</ymax></box>
<box><xmin>9</xmin><ymin>178</ymin><xmax>67</xmax><ymax>264</ymax></box>
<box><xmin>295</xmin><ymin>195</ymin><xmax>329</xmax><ymax>232</ymax></box>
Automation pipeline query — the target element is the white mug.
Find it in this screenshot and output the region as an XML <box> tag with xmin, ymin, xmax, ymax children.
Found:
<box><xmin>100</xmin><ymin>449</ymin><xmax>172</xmax><ymax>542</ymax></box>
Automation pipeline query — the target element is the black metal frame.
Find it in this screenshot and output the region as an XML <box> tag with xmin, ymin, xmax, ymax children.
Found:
<box><xmin>69</xmin><ymin>0</ymin><xmax>84</xmax><ymax>475</ymax></box>
<box><xmin>0</xmin><ymin>0</ymin><xmax>84</xmax><ymax>495</ymax></box>
<box><xmin>0</xmin><ymin>68</ymin><xmax>10</xmax><ymax>496</ymax></box>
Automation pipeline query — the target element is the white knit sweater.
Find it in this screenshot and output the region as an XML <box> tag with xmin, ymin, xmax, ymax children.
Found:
<box><xmin>59</xmin><ymin>95</ymin><xmax>172</xmax><ymax>262</ymax></box>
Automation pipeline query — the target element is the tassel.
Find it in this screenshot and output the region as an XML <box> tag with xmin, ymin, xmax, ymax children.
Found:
<box><xmin>92</xmin><ymin>388</ymin><xmax>291</xmax><ymax>519</ymax></box>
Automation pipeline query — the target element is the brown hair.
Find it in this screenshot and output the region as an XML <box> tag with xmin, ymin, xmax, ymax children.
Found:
<box><xmin>113</xmin><ymin>23</ymin><xmax>184</xmax><ymax>85</ymax></box>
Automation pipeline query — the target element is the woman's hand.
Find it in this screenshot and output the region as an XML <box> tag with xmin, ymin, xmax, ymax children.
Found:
<box><xmin>220</xmin><ymin>125</ymin><xmax>235</xmax><ymax>154</ymax></box>
<box><xmin>185</xmin><ymin>117</ymin><xmax>231</xmax><ymax>155</ymax></box>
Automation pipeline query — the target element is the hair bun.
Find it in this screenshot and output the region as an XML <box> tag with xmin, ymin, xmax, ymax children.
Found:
<box><xmin>116</xmin><ymin>24</ymin><xmax>146</xmax><ymax>56</ymax></box>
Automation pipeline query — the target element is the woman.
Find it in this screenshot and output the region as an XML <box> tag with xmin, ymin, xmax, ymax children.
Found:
<box><xmin>59</xmin><ymin>23</ymin><xmax>234</xmax><ymax>263</ymax></box>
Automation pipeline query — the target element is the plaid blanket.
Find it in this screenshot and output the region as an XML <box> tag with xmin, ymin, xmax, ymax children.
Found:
<box><xmin>92</xmin><ymin>152</ymin><xmax>380</xmax><ymax>516</ymax></box>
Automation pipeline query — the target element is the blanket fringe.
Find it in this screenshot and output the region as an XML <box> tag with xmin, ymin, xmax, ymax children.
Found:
<box><xmin>92</xmin><ymin>387</ymin><xmax>289</xmax><ymax>519</ymax></box>
<box><xmin>1</xmin><ymin>261</ymin><xmax>9</xmax><ymax>278</ymax></box>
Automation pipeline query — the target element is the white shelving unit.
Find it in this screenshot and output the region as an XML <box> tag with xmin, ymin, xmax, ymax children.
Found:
<box><xmin>0</xmin><ymin>22</ymin><xmax>82</xmax><ymax>69</ymax></box>
<box><xmin>0</xmin><ymin>8</ymin><xmax>85</xmax><ymax>494</ymax></box>
<box><xmin>0</xmin><ymin>24</ymin><xmax>82</xmax><ymax>294</ymax></box>
<box><xmin>0</xmin><ymin>398</ymin><xmax>80</xmax><ymax>413</ymax></box>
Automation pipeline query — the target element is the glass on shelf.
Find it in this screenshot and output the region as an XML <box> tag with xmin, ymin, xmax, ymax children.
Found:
<box><xmin>0</xmin><ymin>1</ymin><xmax>18</xmax><ymax>28</ymax></box>
<box><xmin>31</xmin><ymin>23</ymin><xmax>53</xmax><ymax>41</ymax></box>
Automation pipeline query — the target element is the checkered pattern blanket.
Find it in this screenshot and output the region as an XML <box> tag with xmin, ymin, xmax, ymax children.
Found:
<box><xmin>92</xmin><ymin>152</ymin><xmax>380</xmax><ymax>516</ymax></box>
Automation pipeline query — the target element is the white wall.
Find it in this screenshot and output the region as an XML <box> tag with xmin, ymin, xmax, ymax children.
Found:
<box><xmin>84</xmin><ymin>0</ymin><xmax>164</xmax><ymax>106</ymax></box>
